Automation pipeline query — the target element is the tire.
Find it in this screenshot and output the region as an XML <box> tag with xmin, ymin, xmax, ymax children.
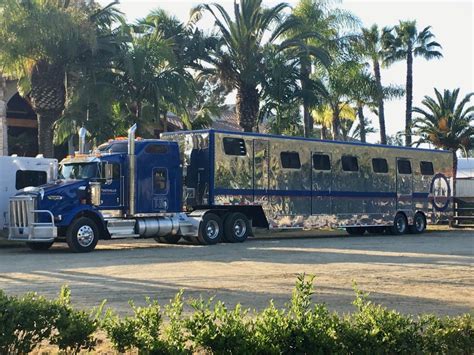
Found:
<box><xmin>390</xmin><ymin>213</ymin><xmax>408</xmax><ymax>235</ymax></box>
<box><xmin>155</xmin><ymin>235</ymin><xmax>181</xmax><ymax>244</ymax></box>
<box><xmin>366</xmin><ymin>226</ymin><xmax>385</xmax><ymax>235</ymax></box>
<box><xmin>66</xmin><ymin>217</ymin><xmax>99</xmax><ymax>253</ymax></box>
<box><xmin>26</xmin><ymin>242</ymin><xmax>53</xmax><ymax>251</ymax></box>
<box><xmin>223</xmin><ymin>212</ymin><xmax>251</xmax><ymax>243</ymax></box>
<box><xmin>197</xmin><ymin>213</ymin><xmax>223</xmax><ymax>245</ymax></box>
<box><xmin>346</xmin><ymin>227</ymin><xmax>366</xmax><ymax>236</ymax></box>
<box><xmin>409</xmin><ymin>213</ymin><xmax>426</xmax><ymax>234</ymax></box>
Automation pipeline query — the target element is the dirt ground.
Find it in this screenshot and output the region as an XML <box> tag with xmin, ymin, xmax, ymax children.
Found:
<box><xmin>0</xmin><ymin>228</ymin><xmax>472</xmax><ymax>316</ymax></box>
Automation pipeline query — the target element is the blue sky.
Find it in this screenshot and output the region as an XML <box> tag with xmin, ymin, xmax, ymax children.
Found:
<box><xmin>99</xmin><ymin>0</ymin><xmax>474</xmax><ymax>142</ymax></box>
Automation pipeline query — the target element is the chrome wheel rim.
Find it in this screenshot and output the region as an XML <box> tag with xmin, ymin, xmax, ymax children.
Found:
<box><xmin>77</xmin><ymin>225</ymin><xmax>94</xmax><ymax>247</ymax></box>
<box><xmin>233</xmin><ymin>219</ymin><xmax>247</xmax><ymax>238</ymax></box>
<box><xmin>205</xmin><ymin>220</ymin><xmax>219</xmax><ymax>240</ymax></box>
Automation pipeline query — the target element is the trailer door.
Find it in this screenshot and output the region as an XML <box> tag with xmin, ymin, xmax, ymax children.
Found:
<box><xmin>253</xmin><ymin>140</ymin><xmax>269</xmax><ymax>203</ymax></box>
<box><xmin>396</xmin><ymin>158</ymin><xmax>413</xmax><ymax>211</ymax></box>
<box><xmin>311</xmin><ymin>152</ymin><xmax>332</xmax><ymax>214</ymax></box>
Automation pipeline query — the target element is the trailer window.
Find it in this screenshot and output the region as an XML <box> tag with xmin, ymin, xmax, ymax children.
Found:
<box><xmin>312</xmin><ymin>154</ymin><xmax>331</xmax><ymax>171</ymax></box>
<box><xmin>145</xmin><ymin>144</ymin><xmax>168</xmax><ymax>154</ymax></box>
<box><xmin>153</xmin><ymin>168</ymin><xmax>168</xmax><ymax>194</ymax></box>
<box><xmin>397</xmin><ymin>160</ymin><xmax>412</xmax><ymax>174</ymax></box>
<box><xmin>16</xmin><ymin>170</ymin><xmax>47</xmax><ymax>190</ymax></box>
<box><xmin>341</xmin><ymin>156</ymin><xmax>359</xmax><ymax>172</ymax></box>
<box><xmin>420</xmin><ymin>161</ymin><xmax>434</xmax><ymax>175</ymax></box>
<box><xmin>223</xmin><ymin>137</ymin><xmax>247</xmax><ymax>156</ymax></box>
<box><xmin>281</xmin><ymin>152</ymin><xmax>301</xmax><ymax>169</ymax></box>
<box><xmin>372</xmin><ymin>158</ymin><xmax>388</xmax><ymax>173</ymax></box>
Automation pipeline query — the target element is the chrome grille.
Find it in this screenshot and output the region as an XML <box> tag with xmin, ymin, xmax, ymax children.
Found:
<box><xmin>10</xmin><ymin>196</ymin><xmax>36</xmax><ymax>228</ymax></box>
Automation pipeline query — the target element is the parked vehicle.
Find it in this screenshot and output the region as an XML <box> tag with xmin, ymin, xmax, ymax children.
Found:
<box><xmin>8</xmin><ymin>125</ymin><xmax>453</xmax><ymax>252</ymax></box>
<box><xmin>453</xmin><ymin>158</ymin><xmax>474</xmax><ymax>227</ymax></box>
<box><xmin>0</xmin><ymin>155</ymin><xmax>57</xmax><ymax>239</ymax></box>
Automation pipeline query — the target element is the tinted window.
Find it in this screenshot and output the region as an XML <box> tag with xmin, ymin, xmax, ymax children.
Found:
<box><xmin>223</xmin><ymin>137</ymin><xmax>246</xmax><ymax>156</ymax></box>
<box><xmin>420</xmin><ymin>161</ymin><xmax>434</xmax><ymax>175</ymax></box>
<box><xmin>16</xmin><ymin>170</ymin><xmax>47</xmax><ymax>190</ymax></box>
<box><xmin>281</xmin><ymin>152</ymin><xmax>301</xmax><ymax>169</ymax></box>
<box><xmin>397</xmin><ymin>160</ymin><xmax>412</xmax><ymax>174</ymax></box>
<box><xmin>372</xmin><ymin>158</ymin><xmax>388</xmax><ymax>173</ymax></box>
<box><xmin>145</xmin><ymin>144</ymin><xmax>168</xmax><ymax>154</ymax></box>
<box><xmin>313</xmin><ymin>154</ymin><xmax>331</xmax><ymax>171</ymax></box>
<box><xmin>98</xmin><ymin>142</ymin><xmax>128</xmax><ymax>153</ymax></box>
<box><xmin>153</xmin><ymin>168</ymin><xmax>168</xmax><ymax>194</ymax></box>
<box><xmin>341</xmin><ymin>156</ymin><xmax>359</xmax><ymax>172</ymax></box>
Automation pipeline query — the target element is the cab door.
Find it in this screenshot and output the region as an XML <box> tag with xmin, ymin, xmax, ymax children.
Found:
<box><xmin>396</xmin><ymin>158</ymin><xmax>413</xmax><ymax>211</ymax></box>
<box><xmin>100</xmin><ymin>162</ymin><xmax>122</xmax><ymax>208</ymax></box>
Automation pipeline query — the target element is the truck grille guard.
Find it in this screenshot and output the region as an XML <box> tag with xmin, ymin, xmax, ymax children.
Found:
<box><xmin>9</xmin><ymin>195</ymin><xmax>57</xmax><ymax>242</ymax></box>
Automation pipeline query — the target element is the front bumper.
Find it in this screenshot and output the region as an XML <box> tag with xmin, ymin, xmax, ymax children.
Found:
<box><xmin>8</xmin><ymin>196</ymin><xmax>57</xmax><ymax>243</ymax></box>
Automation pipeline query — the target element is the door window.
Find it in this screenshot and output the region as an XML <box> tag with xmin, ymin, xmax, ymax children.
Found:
<box><xmin>397</xmin><ymin>160</ymin><xmax>412</xmax><ymax>174</ymax></box>
<box><xmin>15</xmin><ymin>170</ymin><xmax>47</xmax><ymax>190</ymax></box>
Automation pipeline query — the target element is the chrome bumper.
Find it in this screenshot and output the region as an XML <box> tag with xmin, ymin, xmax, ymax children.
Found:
<box><xmin>8</xmin><ymin>196</ymin><xmax>57</xmax><ymax>242</ymax></box>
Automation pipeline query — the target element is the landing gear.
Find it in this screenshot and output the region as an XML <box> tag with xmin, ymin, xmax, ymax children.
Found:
<box><xmin>346</xmin><ymin>227</ymin><xmax>366</xmax><ymax>235</ymax></box>
<box><xmin>223</xmin><ymin>212</ymin><xmax>251</xmax><ymax>243</ymax></box>
<box><xmin>66</xmin><ymin>217</ymin><xmax>99</xmax><ymax>253</ymax></box>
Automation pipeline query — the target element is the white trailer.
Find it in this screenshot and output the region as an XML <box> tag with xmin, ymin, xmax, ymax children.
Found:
<box><xmin>0</xmin><ymin>155</ymin><xmax>57</xmax><ymax>238</ymax></box>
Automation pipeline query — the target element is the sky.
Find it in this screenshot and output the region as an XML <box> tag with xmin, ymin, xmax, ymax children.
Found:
<box><xmin>98</xmin><ymin>0</ymin><xmax>474</xmax><ymax>143</ymax></box>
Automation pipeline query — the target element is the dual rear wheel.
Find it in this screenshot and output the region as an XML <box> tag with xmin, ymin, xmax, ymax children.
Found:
<box><xmin>197</xmin><ymin>212</ymin><xmax>251</xmax><ymax>245</ymax></box>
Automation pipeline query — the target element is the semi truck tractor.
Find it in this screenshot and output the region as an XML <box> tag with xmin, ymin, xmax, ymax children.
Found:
<box><xmin>8</xmin><ymin>124</ymin><xmax>453</xmax><ymax>252</ymax></box>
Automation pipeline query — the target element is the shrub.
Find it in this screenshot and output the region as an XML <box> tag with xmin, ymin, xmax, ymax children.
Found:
<box><xmin>102</xmin><ymin>297</ymin><xmax>168</xmax><ymax>353</ymax></box>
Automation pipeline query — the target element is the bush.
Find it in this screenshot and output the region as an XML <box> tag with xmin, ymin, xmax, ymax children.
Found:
<box><xmin>1</xmin><ymin>276</ymin><xmax>473</xmax><ymax>354</ymax></box>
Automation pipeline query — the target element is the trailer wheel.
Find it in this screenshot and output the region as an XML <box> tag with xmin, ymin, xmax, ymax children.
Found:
<box><xmin>346</xmin><ymin>227</ymin><xmax>366</xmax><ymax>235</ymax></box>
<box><xmin>198</xmin><ymin>213</ymin><xmax>223</xmax><ymax>245</ymax></box>
<box><xmin>390</xmin><ymin>213</ymin><xmax>408</xmax><ymax>235</ymax></box>
<box><xmin>66</xmin><ymin>217</ymin><xmax>99</xmax><ymax>253</ymax></box>
<box><xmin>224</xmin><ymin>212</ymin><xmax>251</xmax><ymax>243</ymax></box>
<box><xmin>155</xmin><ymin>235</ymin><xmax>181</xmax><ymax>244</ymax></box>
<box><xmin>409</xmin><ymin>213</ymin><xmax>426</xmax><ymax>234</ymax></box>
<box><xmin>26</xmin><ymin>242</ymin><xmax>53</xmax><ymax>251</ymax></box>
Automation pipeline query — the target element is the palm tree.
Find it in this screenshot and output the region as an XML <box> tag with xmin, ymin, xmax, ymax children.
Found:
<box><xmin>412</xmin><ymin>88</ymin><xmax>474</xmax><ymax>197</ymax></box>
<box><xmin>383</xmin><ymin>21</ymin><xmax>442</xmax><ymax>146</ymax></box>
<box><xmin>290</xmin><ymin>0</ymin><xmax>358</xmax><ymax>137</ymax></box>
<box><xmin>358</xmin><ymin>24</ymin><xmax>391</xmax><ymax>144</ymax></box>
<box><xmin>0</xmin><ymin>0</ymin><xmax>119</xmax><ymax>157</ymax></box>
<box><xmin>190</xmin><ymin>0</ymin><xmax>303</xmax><ymax>132</ymax></box>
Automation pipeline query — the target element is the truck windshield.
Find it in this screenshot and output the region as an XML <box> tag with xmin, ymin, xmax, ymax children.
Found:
<box><xmin>59</xmin><ymin>163</ymin><xmax>99</xmax><ymax>180</ymax></box>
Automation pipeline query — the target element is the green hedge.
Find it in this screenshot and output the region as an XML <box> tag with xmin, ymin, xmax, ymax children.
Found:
<box><xmin>1</xmin><ymin>275</ymin><xmax>472</xmax><ymax>354</ymax></box>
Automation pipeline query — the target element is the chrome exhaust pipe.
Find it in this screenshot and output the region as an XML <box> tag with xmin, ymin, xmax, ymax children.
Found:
<box><xmin>128</xmin><ymin>124</ymin><xmax>137</xmax><ymax>216</ymax></box>
<box><xmin>78</xmin><ymin>127</ymin><xmax>87</xmax><ymax>154</ymax></box>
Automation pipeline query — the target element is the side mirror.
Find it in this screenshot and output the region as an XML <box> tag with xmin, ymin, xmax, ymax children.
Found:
<box><xmin>104</xmin><ymin>163</ymin><xmax>113</xmax><ymax>185</ymax></box>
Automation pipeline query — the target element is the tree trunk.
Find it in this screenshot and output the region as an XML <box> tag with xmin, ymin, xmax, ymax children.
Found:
<box><xmin>300</xmin><ymin>57</ymin><xmax>312</xmax><ymax>137</ymax></box>
<box><xmin>357</xmin><ymin>104</ymin><xmax>367</xmax><ymax>143</ymax></box>
<box><xmin>236</xmin><ymin>83</ymin><xmax>259</xmax><ymax>132</ymax></box>
<box><xmin>373</xmin><ymin>60</ymin><xmax>386</xmax><ymax>144</ymax></box>
<box><xmin>321</xmin><ymin>125</ymin><xmax>328</xmax><ymax>140</ymax></box>
<box><xmin>405</xmin><ymin>48</ymin><xmax>413</xmax><ymax>146</ymax></box>
<box><xmin>331</xmin><ymin>106</ymin><xmax>340</xmax><ymax>140</ymax></box>
<box><xmin>37</xmin><ymin>111</ymin><xmax>58</xmax><ymax>158</ymax></box>
<box><xmin>162</xmin><ymin>110</ymin><xmax>168</xmax><ymax>132</ymax></box>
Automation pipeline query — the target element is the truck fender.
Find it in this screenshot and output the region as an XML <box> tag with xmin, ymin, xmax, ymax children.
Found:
<box><xmin>61</xmin><ymin>207</ymin><xmax>108</xmax><ymax>239</ymax></box>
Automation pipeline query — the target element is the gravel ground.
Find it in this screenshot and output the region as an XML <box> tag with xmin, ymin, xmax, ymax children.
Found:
<box><xmin>0</xmin><ymin>228</ymin><xmax>472</xmax><ymax>316</ymax></box>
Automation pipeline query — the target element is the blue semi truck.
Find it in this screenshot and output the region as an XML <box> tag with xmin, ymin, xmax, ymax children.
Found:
<box><xmin>8</xmin><ymin>124</ymin><xmax>453</xmax><ymax>252</ymax></box>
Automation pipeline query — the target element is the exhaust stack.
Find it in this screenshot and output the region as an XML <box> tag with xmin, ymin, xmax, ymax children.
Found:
<box><xmin>78</xmin><ymin>127</ymin><xmax>87</xmax><ymax>154</ymax></box>
<box><xmin>128</xmin><ymin>124</ymin><xmax>137</xmax><ymax>216</ymax></box>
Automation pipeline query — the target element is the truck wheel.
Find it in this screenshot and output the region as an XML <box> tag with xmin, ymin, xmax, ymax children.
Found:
<box><xmin>346</xmin><ymin>227</ymin><xmax>366</xmax><ymax>235</ymax></box>
<box><xmin>390</xmin><ymin>213</ymin><xmax>408</xmax><ymax>235</ymax></box>
<box><xmin>155</xmin><ymin>235</ymin><xmax>181</xmax><ymax>244</ymax></box>
<box><xmin>409</xmin><ymin>213</ymin><xmax>426</xmax><ymax>234</ymax></box>
<box><xmin>198</xmin><ymin>213</ymin><xmax>223</xmax><ymax>245</ymax></box>
<box><xmin>26</xmin><ymin>242</ymin><xmax>53</xmax><ymax>251</ymax></box>
<box><xmin>66</xmin><ymin>217</ymin><xmax>99</xmax><ymax>253</ymax></box>
<box><xmin>224</xmin><ymin>212</ymin><xmax>250</xmax><ymax>243</ymax></box>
